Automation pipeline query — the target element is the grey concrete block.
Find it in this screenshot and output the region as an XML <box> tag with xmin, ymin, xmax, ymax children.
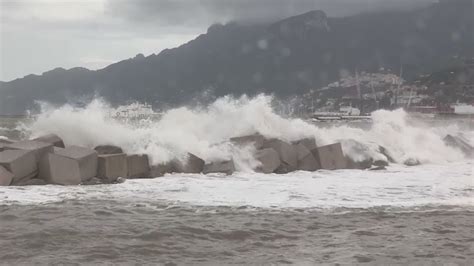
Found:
<box><xmin>298</xmin><ymin>154</ymin><xmax>320</xmax><ymax>171</ymax></box>
<box><xmin>0</xmin><ymin>139</ymin><xmax>14</xmax><ymax>152</ymax></box>
<box><xmin>263</xmin><ymin>139</ymin><xmax>297</xmax><ymax>171</ymax></box>
<box><xmin>150</xmin><ymin>161</ymin><xmax>175</xmax><ymax>177</ymax></box>
<box><xmin>373</xmin><ymin>160</ymin><xmax>388</xmax><ymax>167</ymax></box>
<box><xmin>315</xmin><ymin>143</ymin><xmax>347</xmax><ymax>170</ymax></box>
<box><xmin>6</xmin><ymin>140</ymin><xmax>57</xmax><ymax>181</ymax></box>
<box><xmin>203</xmin><ymin>160</ymin><xmax>235</xmax><ymax>175</ymax></box>
<box><xmin>94</xmin><ymin>145</ymin><xmax>124</xmax><ymax>155</ymax></box>
<box><xmin>50</xmin><ymin>145</ymin><xmax>98</xmax><ymax>183</ymax></box>
<box><xmin>4</xmin><ymin>140</ymin><xmax>54</xmax><ymax>163</ymax></box>
<box><xmin>16</xmin><ymin>178</ymin><xmax>47</xmax><ymax>186</ymax></box>
<box><xmin>230</xmin><ymin>133</ymin><xmax>265</xmax><ymax>149</ymax></box>
<box><xmin>444</xmin><ymin>135</ymin><xmax>473</xmax><ymax>157</ymax></box>
<box><xmin>294</xmin><ymin>138</ymin><xmax>317</xmax><ymax>151</ymax></box>
<box><xmin>53</xmin><ymin>147</ymin><xmax>65</xmax><ymax>153</ymax></box>
<box><xmin>404</xmin><ymin>158</ymin><xmax>421</xmax><ymax>166</ymax></box>
<box><xmin>173</xmin><ymin>153</ymin><xmax>204</xmax><ymax>173</ymax></box>
<box><xmin>0</xmin><ymin>150</ymin><xmax>37</xmax><ymax>185</ymax></box>
<box><xmin>255</xmin><ymin>148</ymin><xmax>281</xmax><ymax>173</ymax></box>
<box><xmin>0</xmin><ymin>139</ymin><xmax>15</xmax><ymax>151</ymax></box>
<box><xmin>127</xmin><ymin>154</ymin><xmax>150</xmax><ymax>178</ymax></box>
<box><xmin>32</xmin><ymin>134</ymin><xmax>65</xmax><ymax>148</ymax></box>
<box><xmin>378</xmin><ymin>146</ymin><xmax>395</xmax><ymax>163</ymax></box>
<box><xmin>295</xmin><ymin>143</ymin><xmax>320</xmax><ymax>171</ymax></box>
<box><xmin>38</xmin><ymin>146</ymin><xmax>69</xmax><ymax>182</ymax></box>
<box><xmin>41</xmin><ymin>153</ymin><xmax>82</xmax><ymax>185</ymax></box>
<box><xmin>98</xmin><ymin>153</ymin><xmax>128</xmax><ymax>182</ymax></box>
<box><xmin>0</xmin><ymin>165</ymin><xmax>14</xmax><ymax>186</ymax></box>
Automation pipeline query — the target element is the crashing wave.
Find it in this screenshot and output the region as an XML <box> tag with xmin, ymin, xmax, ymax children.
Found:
<box><xmin>21</xmin><ymin>95</ymin><xmax>468</xmax><ymax>171</ymax></box>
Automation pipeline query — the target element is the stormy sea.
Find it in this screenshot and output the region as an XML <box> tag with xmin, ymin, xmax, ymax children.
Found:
<box><xmin>1</xmin><ymin>96</ymin><xmax>473</xmax><ymax>265</ymax></box>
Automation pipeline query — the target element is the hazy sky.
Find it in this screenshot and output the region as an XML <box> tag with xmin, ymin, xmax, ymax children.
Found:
<box><xmin>0</xmin><ymin>0</ymin><xmax>434</xmax><ymax>81</ymax></box>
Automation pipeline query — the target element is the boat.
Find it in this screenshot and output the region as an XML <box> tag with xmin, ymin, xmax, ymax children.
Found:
<box><xmin>452</xmin><ymin>103</ymin><xmax>474</xmax><ymax>115</ymax></box>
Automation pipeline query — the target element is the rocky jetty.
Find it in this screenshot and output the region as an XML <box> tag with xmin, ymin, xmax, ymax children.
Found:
<box><xmin>2</xmin><ymin>130</ymin><xmax>460</xmax><ymax>187</ymax></box>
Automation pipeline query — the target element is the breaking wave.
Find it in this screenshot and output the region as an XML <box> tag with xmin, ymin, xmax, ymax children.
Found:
<box><xmin>22</xmin><ymin>95</ymin><xmax>469</xmax><ymax>170</ymax></box>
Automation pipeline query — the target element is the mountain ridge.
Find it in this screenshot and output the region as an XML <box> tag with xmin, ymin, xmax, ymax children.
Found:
<box><xmin>0</xmin><ymin>0</ymin><xmax>472</xmax><ymax>114</ymax></box>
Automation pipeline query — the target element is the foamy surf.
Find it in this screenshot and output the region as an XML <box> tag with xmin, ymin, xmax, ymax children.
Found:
<box><xmin>20</xmin><ymin>95</ymin><xmax>469</xmax><ymax>169</ymax></box>
<box><xmin>1</xmin><ymin>162</ymin><xmax>472</xmax><ymax>208</ymax></box>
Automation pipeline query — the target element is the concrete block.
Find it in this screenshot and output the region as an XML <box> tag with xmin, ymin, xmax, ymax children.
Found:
<box><xmin>0</xmin><ymin>139</ymin><xmax>14</xmax><ymax>152</ymax></box>
<box><xmin>5</xmin><ymin>140</ymin><xmax>57</xmax><ymax>181</ymax></box>
<box><xmin>295</xmin><ymin>143</ymin><xmax>320</xmax><ymax>171</ymax></box>
<box><xmin>150</xmin><ymin>161</ymin><xmax>175</xmax><ymax>177</ymax></box>
<box><xmin>230</xmin><ymin>133</ymin><xmax>265</xmax><ymax>149</ymax></box>
<box><xmin>0</xmin><ymin>150</ymin><xmax>37</xmax><ymax>185</ymax></box>
<box><xmin>46</xmin><ymin>145</ymin><xmax>98</xmax><ymax>184</ymax></box>
<box><xmin>378</xmin><ymin>146</ymin><xmax>395</xmax><ymax>163</ymax></box>
<box><xmin>16</xmin><ymin>178</ymin><xmax>47</xmax><ymax>186</ymax></box>
<box><xmin>373</xmin><ymin>160</ymin><xmax>388</xmax><ymax>167</ymax></box>
<box><xmin>294</xmin><ymin>138</ymin><xmax>317</xmax><ymax>151</ymax></box>
<box><xmin>53</xmin><ymin>147</ymin><xmax>65</xmax><ymax>153</ymax></box>
<box><xmin>404</xmin><ymin>158</ymin><xmax>421</xmax><ymax>166</ymax></box>
<box><xmin>255</xmin><ymin>148</ymin><xmax>281</xmax><ymax>173</ymax></box>
<box><xmin>274</xmin><ymin>163</ymin><xmax>296</xmax><ymax>174</ymax></box>
<box><xmin>173</xmin><ymin>153</ymin><xmax>204</xmax><ymax>173</ymax></box>
<box><xmin>4</xmin><ymin>140</ymin><xmax>53</xmax><ymax>163</ymax></box>
<box><xmin>315</xmin><ymin>143</ymin><xmax>347</xmax><ymax>170</ymax></box>
<box><xmin>32</xmin><ymin>134</ymin><xmax>65</xmax><ymax>148</ymax></box>
<box><xmin>0</xmin><ymin>165</ymin><xmax>14</xmax><ymax>186</ymax></box>
<box><xmin>444</xmin><ymin>135</ymin><xmax>473</xmax><ymax>157</ymax></box>
<box><xmin>94</xmin><ymin>145</ymin><xmax>124</xmax><ymax>155</ymax></box>
<box><xmin>203</xmin><ymin>160</ymin><xmax>235</xmax><ymax>175</ymax></box>
<box><xmin>262</xmin><ymin>139</ymin><xmax>297</xmax><ymax>171</ymax></box>
<box><xmin>98</xmin><ymin>153</ymin><xmax>128</xmax><ymax>182</ymax></box>
<box><xmin>41</xmin><ymin>153</ymin><xmax>81</xmax><ymax>185</ymax></box>
<box><xmin>127</xmin><ymin>154</ymin><xmax>150</xmax><ymax>178</ymax></box>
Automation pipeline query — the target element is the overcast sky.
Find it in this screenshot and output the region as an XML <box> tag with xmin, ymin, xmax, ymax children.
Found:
<box><xmin>0</xmin><ymin>0</ymin><xmax>434</xmax><ymax>81</ymax></box>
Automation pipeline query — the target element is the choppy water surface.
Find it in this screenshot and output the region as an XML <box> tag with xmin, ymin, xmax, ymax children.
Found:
<box><xmin>1</xmin><ymin>163</ymin><xmax>473</xmax><ymax>264</ymax></box>
<box><xmin>0</xmin><ymin>201</ymin><xmax>473</xmax><ymax>265</ymax></box>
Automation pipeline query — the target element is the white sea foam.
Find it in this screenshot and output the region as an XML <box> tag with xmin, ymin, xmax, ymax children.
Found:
<box><xmin>22</xmin><ymin>95</ymin><xmax>469</xmax><ymax>169</ymax></box>
<box><xmin>0</xmin><ymin>162</ymin><xmax>472</xmax><ymax>208</ymax></box>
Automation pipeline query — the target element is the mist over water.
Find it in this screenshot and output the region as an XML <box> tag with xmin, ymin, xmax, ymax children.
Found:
<box><xmin>23</xmin><ymin>95</ymin><xmax>468</xmax><ymax>169</ymax></box>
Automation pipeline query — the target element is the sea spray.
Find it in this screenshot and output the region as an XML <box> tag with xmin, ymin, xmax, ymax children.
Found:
<box><xmin>22</xmin><ymin>95</ymin><xmax>468</xmax><ymax>170</ymax></box>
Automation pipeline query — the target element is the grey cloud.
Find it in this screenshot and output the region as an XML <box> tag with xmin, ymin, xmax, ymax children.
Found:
<box><xmin>0</xmin><ymin>0</ymin><xmax>437</xmax><ymax>81</ymax></box>
<box><xmin>106</xmin><ymin>0</ymin><xmax>435</xmax><ymax>27</ymax></box>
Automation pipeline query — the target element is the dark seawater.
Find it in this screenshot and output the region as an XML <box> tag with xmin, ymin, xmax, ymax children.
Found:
<box><xmin>0</xmin><ymin>201</ymin><xmax>473</xmax><ymax>265</ymax></box>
